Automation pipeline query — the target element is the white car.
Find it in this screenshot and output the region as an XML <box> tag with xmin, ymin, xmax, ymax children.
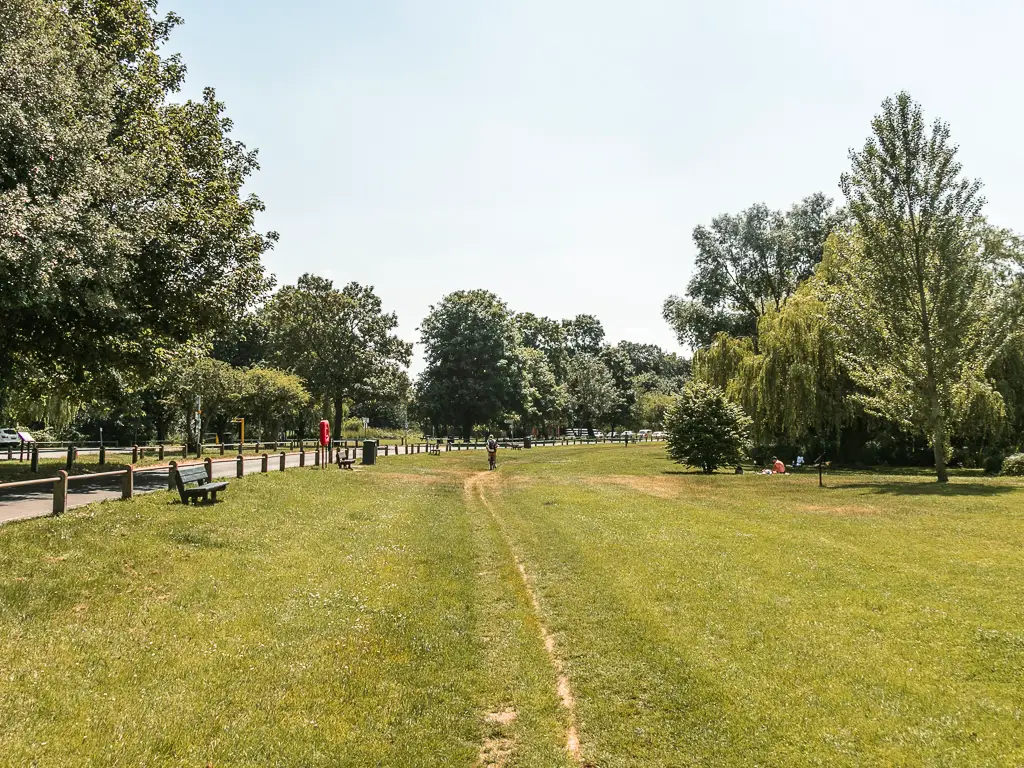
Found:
<box><xmin>0</xmin><ymin>428</ymin><xmax>21</xmax><ymax>447</ymax></box>
<box><xmin>652</xmin><ymin>431</ymin><xmax>667</xmax><ymax>439</ymax></box>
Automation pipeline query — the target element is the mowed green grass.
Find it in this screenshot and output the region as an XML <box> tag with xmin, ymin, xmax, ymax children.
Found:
<box><xmin>1</xmin><ymin>445</ymin><xmax>1023</xmax><ymax>766</ymax></box>
<box><xmin>0</xmin><ymin>460</ymin><xmax>570</xmax><ymax>766</ymax></box>
<box><xmin>485</xmin><ymin>446</ymin><xmax>1024</xmax><ymax>766</ymax></box>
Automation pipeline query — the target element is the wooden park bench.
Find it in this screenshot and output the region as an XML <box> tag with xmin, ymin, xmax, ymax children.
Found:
<box><xmin>175</xmin><ymin>464</ymin><xmax>229</xmax><ymax>505</ymax></box>
<box><xmin>337</xmin><ymin>454</ymin><xmax>356</xmax><ymax>470</ymax></box>
<box><xmin>429</xmin><ymin>441</ymin><xmax>441</xmax><ymax>456</ymax></box>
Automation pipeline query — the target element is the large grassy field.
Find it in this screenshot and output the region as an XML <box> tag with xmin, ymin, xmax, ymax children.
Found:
<box><xmin>1</xmin><ymin>445</ymin><xmax>1022</xmax><ymax>766</ymax></box>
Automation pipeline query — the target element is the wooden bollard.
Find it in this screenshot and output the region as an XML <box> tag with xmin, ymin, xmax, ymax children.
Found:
<box><xmin>261</xmin><ymin>453</ymin><xmax>268</xmax><ymax>473</ymax></box>
<box><xmin>182</xmin><ymin>445</ymin><xmax>187</xmax><ymax>459</ymax></box>
<box><xmin>314</xmin><ymin>447</ymin><xmax>321</xmax><ymax>467</ymax></box>
<box><xmin>158</xmin><ymin>444</ymin><xmax>165</xmax><ymax>461</ymax></box>
<box><xmin>299</xmin><ymin>449</ymin><xmax>305</xmax><ymax>467</ymax></box>
<box><xmin>236</xmin><ymin>455</ymin><xmax>244</xmax><ymax>478</ymax></box>
<box><xmin>279</xmin><ymin>452</ymin><xmax>286</xmax><ymax>472</ymax></box>
<box><xmin>132</xmin><ymin>445</ymin><xmax>138</xmax><ymax>464</ymax></box>
<box><xmin>204</xmin><ymin>456</ymin><xmax>213</xmax><ymax>482</ymax></box>
<box><xmin>99</xmin><ymin>444</ymin><xmax>106</xmax><ymax>464</ymax></box>
<box><xmin>255</xmin><ymin>441</ymin><xmax>260</xmax><ymax>455</ymax></box>
<box><xmin>122</xmin><ymin>466</ymin><xmax>134</xmax><ymax>500</ymax></box>
<box><xmin>31</xmin><ymin>446</ymin><xmax>39</xmax><ymax>473</ymax></box>
<box><xmin>168</xmin><ymin>460</ymin><xmax>178</xmax><ymax>490</ymax></box>
<box><xmin>53</xmin><ymin>471</ymin><xmax>68</xmax><ymax>515</ymax></box>
<box><xmin>66</xmin><ymin>445</ymin><xmax>74</xmax><ymax>470</ymax></box>
<box><xmin>220</xmin><ymin>443</ymin><xmax>225</xmax><ymax>456</ymax></box>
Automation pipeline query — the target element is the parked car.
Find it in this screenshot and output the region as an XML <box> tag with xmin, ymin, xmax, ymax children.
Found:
<box><xmin>637</xmin><ymin>429</ymin><xmax>652</xmax><ymax>437</ymax></box>
<box><xmin>0</xmin><ymin>428</ymin><xmax>21</xmax><ymax>447</ymax></box>
<box><xmin>652</xmin><ymin>431</ymin><xmax>667</xmax><ymax>439</ymax></box>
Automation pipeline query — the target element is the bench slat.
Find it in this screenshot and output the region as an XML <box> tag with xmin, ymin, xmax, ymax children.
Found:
<box><xmin>177</xmin><ymin>466</ymin><xmax>209</xmax><ymax>483</ymax></box>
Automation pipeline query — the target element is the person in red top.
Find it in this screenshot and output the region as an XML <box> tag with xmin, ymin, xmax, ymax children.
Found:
<box><xmin>772</xmin><ymin>457</ymin><xmax>786</xmax><ymax>474</ymax></box>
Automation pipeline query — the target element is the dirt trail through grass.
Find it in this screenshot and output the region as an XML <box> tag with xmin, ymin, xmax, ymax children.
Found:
<box><xmin>465</xmin><ymin>471</ymin><xmax>583</xmax><ymax>764</ymax></box>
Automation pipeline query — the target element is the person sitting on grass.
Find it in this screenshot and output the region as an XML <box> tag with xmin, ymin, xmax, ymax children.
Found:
<box><xmin>773</xmin><ymin>456</ymin><xmax>786</xmax><ymax>474</ymax></box>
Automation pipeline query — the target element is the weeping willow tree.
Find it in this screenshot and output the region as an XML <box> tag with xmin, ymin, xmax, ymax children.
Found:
<box><xmin>694</xmin><ymin>274</ymin><xmax>850</xmax><ymax>450</ymax></box>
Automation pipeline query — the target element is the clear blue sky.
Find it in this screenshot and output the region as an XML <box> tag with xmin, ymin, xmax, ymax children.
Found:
<box><xmin>168</xmin><ymin>0</ymin><xmax>1024</xmax><ymax>372</ymax></box>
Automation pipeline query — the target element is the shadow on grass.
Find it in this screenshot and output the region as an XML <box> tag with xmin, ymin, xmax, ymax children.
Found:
<box><xmin>836</xmin><ymin>481</ymin><xmax>1017</xmax><ymax>497</ymax></box>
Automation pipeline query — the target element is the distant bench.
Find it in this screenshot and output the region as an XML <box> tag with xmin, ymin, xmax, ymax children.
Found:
<box><xmin>337</xmin><ymin>455</ymin><xmax>356</xmax><ymax>470</ymax></box>
<box><xmin>175</xmin><ymin>465</ymin><xmax>228</xmax><ymax>504</ymax></box>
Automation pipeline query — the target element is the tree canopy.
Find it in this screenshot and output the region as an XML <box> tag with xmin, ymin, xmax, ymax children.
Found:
<box><xmin>663</xmin><ymin>193</ymin><xmax>843</xmax><ymax>351</ymax></box>
<box><xmin>415</xmin><ymin>290</ymin><xmax>523</xmax><ymax>438</ymax></box>
<box><xmin>262</xmin><ymin>274</ymin><xmax>411</xmax><ymax>438</ymax></box>
<box><xmin>830</xmin><ymin>93</ymin><xmax>1018</xmax><ymax>481</ymax></box>
<box><xmin>0</xmin><ymin>0</ymin><xmax>274</xmax><ymax>418</ymax></box>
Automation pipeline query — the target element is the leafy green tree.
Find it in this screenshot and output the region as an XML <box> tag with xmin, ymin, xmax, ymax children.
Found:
<box><xmin>633</xmin><ymin>391</ymin><xmax>675</xmax><ymax>430</ymax></box>
<box><xmin>563</xmin><ymin>314</ymin><xmax>606</xmax><ymax>356</ymax></box>
<box><xmin>565</xmin><ymin>354</ymin><xmax>620</xmax><ymax>436</ymax></box>
<box><xmin>262</xmin><ymin>275</ymin><xmax>411</xmax><ymax>439</ymax></box>
<box><xmin>0</xmin><ymin>0</ymin><xmax>273</xmax><ymax>415</ymax></box>
<box><xmin>663</xmin><ymin>193</ymin><xmax>842</xmax><ymax>351</ymax></box>
<box><xmin>832</xmin><ymin>93</ymin><xmax>1019</xmax><ymax>482</ymax></box>
<box><xmin>162</xmin><ymin>355</ymin><xmax>242</xmax><ymax>451</ymax></box>
<box><xmin>515</xmin><ymin>312</ymin><xmax>567</xmax><ymax>378</ymax></box>
<box><xmin>599</xmin><ymin>344</ymin><xmax>637</xmax><ymax>430</ymax></box>
<box><xmin>415</xmin><ymin>290</ymin><xmax>522</xmax><ymax>439</ymax></box>
<box><xmin>238</xmin><ymin>368</ymin><xmax>310</xmax><ymax>441</ymax></box>
<box><xmin>665</xmin><ymin>381</ymin><xmax>751</xmax><ymax>473</ymax></box>
<box><xmin>517</xmin><ymin>347</ymin><xmax>566</xmax><ymax>436</ymax></box>
<box><xmin>694</xmin><ymin>274</ymin><xmax>851</xmax><ymax>451</ymax></box>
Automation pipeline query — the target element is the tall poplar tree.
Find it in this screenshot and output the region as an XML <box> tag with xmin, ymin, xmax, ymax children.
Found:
<box><xmin>834</xmin><ymin>93</ymin><xmax>1015</xmax><ymax>482</ymax></box>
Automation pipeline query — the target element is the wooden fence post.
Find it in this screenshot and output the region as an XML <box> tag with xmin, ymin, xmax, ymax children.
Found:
<box><xmin>236</xmin><ymin>455</ymin><xmax>244</xmax><ymax>478</ymax></box>
<box><xmin>31</xmin><ymin>446</ymin><xmax>39</xmax><ymax>473</ymax></box>
<box><xmin>99</xmin><ymin>444</ymin><xmax>106</xmax><ymax>465</ymax></box>
<box><xmin>168</xmin><ymin>460</ymin><xmax>178</xmax><ymax>490</ymax></box>
<box><xmin>299</xmin><ymin>448</ymin><xmax>305</xmax><ymax>467</ymax></box>
<box><xmin>204</xmin><ymin>457</ymin><xmax>213</xmax><ymax>482</ymax></box>
<box><xmin>158</xmin><ymin>444</ymin><xmax>165</xmax><ymax>461</ymax></box>
<box><xmin>66</xmin><ymin>445</ymin><xmax>74</xmax><ymax>470</ymax></box>
<box><xmin>53</xmin><ymin>471</ymin><xmax>68</xmax><ymax>515</ymax></box>
<box><xmin>261</xmin><ymin>453</ymin><xmax>268</xmax><ymax>473</ymax></box>
<box><xmin>220</xmin><ymin>443</ymin><xmax>225</xmax><ymax>456</ymax></box>
<box><xmin>122</xmin><ymin>466</ymin><xmax>134</xmax><ymax>500</ymax></box>
<box><xmin>279</xmin><ymin>452</ymin><xmax>286</xmax><ymax>472</ymax></box>
<box><xmin>132</xmin><ymin>445</ymin><xmax>138</xmax><ymax>464</ymax></box>
<box><xmin>182</xmin><ymin>445</ymin><xmax>187</xmax><ymax>459</ymax></box>
<box><xmin>314</xmin><ymin>447</ymin><xmax>321</xmax><ymax>467</ymax></box>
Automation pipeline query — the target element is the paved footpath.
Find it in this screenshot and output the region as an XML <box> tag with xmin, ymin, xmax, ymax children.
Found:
<box><xmin>0</xmin><ymin>442</ymin><xmax>506</xmax><ymax>526</ymax></box>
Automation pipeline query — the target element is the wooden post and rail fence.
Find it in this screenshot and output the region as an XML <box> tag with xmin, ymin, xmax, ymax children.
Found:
<box><xmin>1</xmin><ymin>436</ymin><xmax>680</xmax><ymax>520</ymax></box>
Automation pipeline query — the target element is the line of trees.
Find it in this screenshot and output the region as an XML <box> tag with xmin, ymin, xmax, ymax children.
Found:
<box><xmin>413</xmin><ymin>291</ymin><xmax>688</xmax><ymax>438</ymax></box>
<box><xmin>0</xmin><ymin>1</ymin><xmax>415</xmax><ymax>446</ymax></box>
<box><xmin>666</xmin><ymin>94</ymin><xmax>1024</xmax><ymax>481</ymax></box>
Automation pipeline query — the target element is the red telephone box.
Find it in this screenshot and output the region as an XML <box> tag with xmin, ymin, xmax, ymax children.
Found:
<box><xmin>319</xmin><ymin>420</ymin><xmax>331</xmax><ymax>447</ymax></box>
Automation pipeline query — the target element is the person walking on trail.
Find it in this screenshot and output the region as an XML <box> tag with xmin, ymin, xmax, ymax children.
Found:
<box><xmin>487</xmin><ymin>434</ymin><xmax>498</xmax><ymax>470</ymax></box>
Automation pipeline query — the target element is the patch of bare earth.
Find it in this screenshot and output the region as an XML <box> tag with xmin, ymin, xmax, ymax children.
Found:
<box><xmin>476</xmin><ymin>709</ymin><xmax>518</xmax><ymax>768</ymax></box>
<box><xmin>466</xmin><ymin>472</ymin><xmax>583</xmax><ymax>764</ymax></box>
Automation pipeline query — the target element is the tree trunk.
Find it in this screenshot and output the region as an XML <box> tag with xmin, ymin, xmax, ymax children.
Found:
<box><xmin>333</xmin><ymin>397</ymin><xmax>345</xmax><ymax>440</ymax></box>
<box><xmin>932</xmin><ymin>418</ymin><xmax>949</xmax><ymax>483</ymax></box>
<box><xmin>463</xmin><ymin>420</ymin><xmax>473</xmax><ymax>442</ymax></box>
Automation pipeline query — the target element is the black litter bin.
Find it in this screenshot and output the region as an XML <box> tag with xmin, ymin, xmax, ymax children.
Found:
<box><xmin>524</xmin><ymin>436</ymin><xmax>532</xmax><ymax>449</ymax></box>
<box><xmin>362</xmin><ymin>439</ymin><xmax>378</xmax><ymax>465</ymax></box>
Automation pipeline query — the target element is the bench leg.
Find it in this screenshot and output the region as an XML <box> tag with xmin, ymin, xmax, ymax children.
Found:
<box><xmin>211</xmin><ymin>490</ymin><xmax>218</xmax><ymax>503</ymax></box>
